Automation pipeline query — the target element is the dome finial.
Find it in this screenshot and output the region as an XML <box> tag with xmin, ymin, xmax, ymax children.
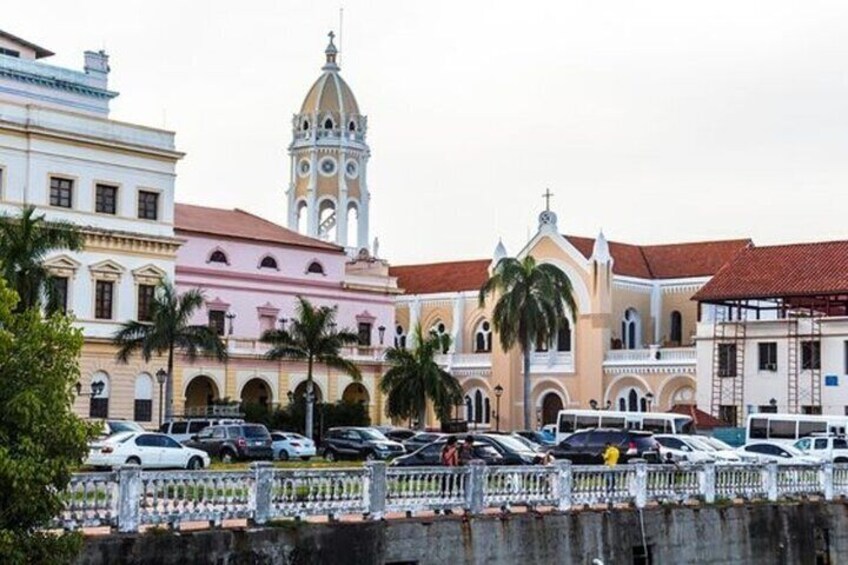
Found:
<box><xmin>323</xmin><ymin>30</ymin><xmax>339</xmax><ymax>71</ymax></box>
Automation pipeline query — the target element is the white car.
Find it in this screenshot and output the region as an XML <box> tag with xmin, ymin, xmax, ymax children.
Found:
<box><xmin>697</xmin><ymin>436</ymin><xmax>758</xmax><ymax>463</ymax></box>
<box><xmin>737</xmin><ymin>441</ymin><xmax>824</xmax><ymax>465</ymax></box>
<box><xmin>86</xmin><ymin>432</ymin><xmax>211</xmax><ymax>470</ymax></box>
<box><xmin>654</xmin><ymin>434</ymin><xmax>716</xmax><ymax>463</ymax></box>
<box><xmin>794</xmin><ymin>435</ymin><xmax>848</xmax><ymax>463</ymax></box>
<box><xmin>271</xmin><ymin>431</ymin><xmax>317</xmax><ymax>461</ymax></box>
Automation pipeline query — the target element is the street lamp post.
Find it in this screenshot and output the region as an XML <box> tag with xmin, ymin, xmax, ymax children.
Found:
<box><xmin>378</xmin><ymin>325</ymin><xmax>386</xmax><ymax>345</ymax></box>
<box><xmin>494</xmin><ymin>384</ymin><xmax>504</xmax><ymax>431</ymax></box>
<box><xmin>226</xmin><ymin>312</ymin><xmax>236</xmax><ymax>336</ymax></box>
<box><xmin>156</xmin><ymin>369</ymin><xmax>168</xmax><ymax>426</ymax></box>
<box><xmin>645</xmin><ymin>392</ymin><xmax>654</xmax><ymax>413</ymax></box>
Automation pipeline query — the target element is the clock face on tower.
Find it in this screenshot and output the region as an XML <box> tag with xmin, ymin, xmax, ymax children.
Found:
<box><xmin>319</xmin><ymin>157</ymin><xmax>337</xmax><ymax>176</ymax></box>
<box><xmin>298</xmin><ymin>159</ymin><xmax>310</xmax><ymax>177</ymax></box>
<box><xmin>345</xmin><ymin>160</ymin><xmax>358</xmax><ymax>179</ymax></box>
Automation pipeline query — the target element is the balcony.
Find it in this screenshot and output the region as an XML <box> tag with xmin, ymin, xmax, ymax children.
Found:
<box><xmin>603</xmin><ymin>346</ymin><xmax>696</xmax><ymax>373</ymax></box>
<box><xmin>530</xmin><ymin>351</ymin><xmax>574</xmax><ymax>374</ymax></box>
<box><xmin>435</xmin><ymin>352</ymin><xmax>492</xmax><ymax>374</ymax></box>
<box><xmin>226</xmin><ymin>338</ymin><xmax>386</xmax><ymax>362</ymax></box>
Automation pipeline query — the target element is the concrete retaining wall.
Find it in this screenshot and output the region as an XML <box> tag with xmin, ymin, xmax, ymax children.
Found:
<box><xmin>78</xmin><ymin>502</ymin><xmax>848</xmax><ymax>564</ymax></box>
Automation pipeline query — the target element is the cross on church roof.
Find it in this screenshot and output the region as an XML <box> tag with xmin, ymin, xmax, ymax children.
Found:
<box><xmin>328</xmin><ymin>31</ymin><xmax>335</xmax><ymax>42</ymax></box>
<box><xmin>543</xmin><ymin>188</ymin><xmax>554</xmax><ymax>212</ymax></box>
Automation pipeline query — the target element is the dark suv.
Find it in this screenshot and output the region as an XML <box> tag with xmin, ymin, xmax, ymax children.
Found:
<box><xmin>321</xmin><ymin>427</ymin><xmax>405</xmax><ymax>461</ymax></box>
<box><xmin>549</xmin><ymin>428</ymin><xmax>660</xmax><ymax>464</ymax></box>
<box><xmin>184</xmin><ymin>423</ymin><xmax>273</xmax><ymax>463</ymax></box>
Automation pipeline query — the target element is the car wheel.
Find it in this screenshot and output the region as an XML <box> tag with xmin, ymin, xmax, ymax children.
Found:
<box><xmin>187</xmin><ymin>456</ymin><xmax>203</xmax><ymax>470</ymax></box>
<box><xmin>126</xmin><ymin>456</ymin><xmax>141</xmax><ymax>466</ymax></box>
<box><xmin>324</xmin><ymin>449</ymin><xmax>336</xmax><ymax>462</ymax></box>
<box><xmin>220</xmin><ymin>450</ymin><xmax>236</xmax><ymax>464</ymax></box>
<box><xmin>277</xmin><ymin>450</ymin><xmax>290</xmax><ymax>462</ymax></box>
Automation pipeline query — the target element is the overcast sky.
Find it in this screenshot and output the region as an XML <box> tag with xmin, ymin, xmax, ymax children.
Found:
<box><xmin>8</xmin><ymin>2</ymin><xmax>848</xmax><ymax>264</ymax></box>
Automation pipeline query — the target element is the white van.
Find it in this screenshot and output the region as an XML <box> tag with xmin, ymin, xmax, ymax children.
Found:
<box><xmin>556</xmin><ymin>409</ymin><xmax>694</xmax><ymax>444</ymax></box>
<box><xmin>159</xmin><ymin>418</ymin><xmax>244</xmax><ymax>443</ymax></box>
<box><xmin>745</xmin><ymin>413</ymin><xmax>848</xmax><ymax>445</ymax></box>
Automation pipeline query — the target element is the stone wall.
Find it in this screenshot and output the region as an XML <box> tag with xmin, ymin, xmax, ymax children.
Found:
<box><xmin>78</xmin><ymin>502</ymin><xmax>848</xmax><ymax>565</ymax></box>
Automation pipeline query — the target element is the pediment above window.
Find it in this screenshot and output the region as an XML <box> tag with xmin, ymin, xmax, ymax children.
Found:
<box><xmin>88</xmin><ymin>259</ymin><xmax>125</xmax><ymax>281</ymax></box>
<box><xmin>44</xmin><ymin>254</ymin><xmax>81</xmax><ymax>277</ymax></box>
<box><xmin>131</xmin><ymin>263</ymin><xmax>167</xmax><ymax>285</ymax></box>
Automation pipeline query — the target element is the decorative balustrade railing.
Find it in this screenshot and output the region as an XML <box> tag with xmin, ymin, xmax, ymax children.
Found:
<box><xmin>56</xmin><ymin>461</ymin><xmax>848</xmax><ymax>533</ymax></box>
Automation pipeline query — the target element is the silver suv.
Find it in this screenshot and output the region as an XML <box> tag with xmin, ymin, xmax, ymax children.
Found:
<box><xmin>159</xmin><ymin>418</ymin><xmax>244</xmax><ymax>443</ymax></box>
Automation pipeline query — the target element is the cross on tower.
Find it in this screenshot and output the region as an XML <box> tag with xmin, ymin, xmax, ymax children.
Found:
<box><xmin>328</xmin><ymin>31</ymin><xmax>335</xmax><ymax>42</ymax></box>
<box><xmin>542</xmin><ymin>188</ymin><xmax>554</xmax><ymax>212</ymax></box>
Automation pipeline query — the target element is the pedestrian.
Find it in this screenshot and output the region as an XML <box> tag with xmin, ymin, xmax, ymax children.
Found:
<box><xmin>459</xmin><ymin>435</ymin><xmax>475</xmax><ymax>465</ymax></box>
<box><xmin>440</xmin><ymin>436</ymin><xmax>459</xmax><ymax>506</ymax></box>
<box><xmin>602</xmin><ymin>442</ymin><xmax>620</xmax><ymax>497</ymax></box>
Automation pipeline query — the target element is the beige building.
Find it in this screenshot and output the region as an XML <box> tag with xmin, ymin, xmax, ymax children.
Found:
<box><xmin>390</xmin><ymin>209</ymin><xmax>749</xmax><ymax>431</ymax></box>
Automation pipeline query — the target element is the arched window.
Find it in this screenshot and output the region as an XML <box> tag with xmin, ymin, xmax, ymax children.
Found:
<box><xmin>465</xmin><ymin>390</ymin><xmax>492</xmax><ymax>424</ymax></box>
<box><xmin>348</xmin><ymin>121</ymin><xmax>356</xmax><ymax>131</ymax></box>
<box><xmin>621</xmin><ymin>308</ymin><xmax>641</xmax><ymax>350</ymax></box>
<box><xmin>259</xmin><ymin>255</ymin><xmax>278</xmax><ymax>270</ymax></box>
<box><xmin>89</xmin><ymin>372</ymin><xmax>110</xmax><ymax>419</ymax></box>
<box><xmin>134</xmin><ymin>373</ymin><xmax>153</xmax><ymax>422</ymax></box>
<box><xmin>394</xmin><ymin>325</ymin><xmax>407</xmax><ymax>349</ymax></box>
<box><xmin>475</xmin><ymin>320</ymin><xmax>492</xmax><ymax>353</ymax></box>
<box><xmin>302</xmin><ymin>120</ymin><xmax>309</xmax><ymax>130</ymax></box>
<box><xmin>556</xmin><ymin>319</ymin><xmax>572</xmax><ymax>352</ymax></box>
<box><xmin>209</xmin><ymin>250</ymin><xmax>228</xmax><ymax>264</ymax></box>
<box><xmin>465</xmin><ymin>396</ymin><xmax>472</xmax><ymax>422</ymax></box>
<box><xmin>323</xmin><ymin>118</ymin><xmax>333</xmax><ymax>129</ymax></box>
<box><xmin>616</xmin><ymin>387</ymin><xmax>649</xmax><ymax>413</ymax></box>
<box><xmin>307</xmin><ymin>261</ymin><xmax>325</xmax><ymax>275</ymax></box>
<box><xmin>670</xmin><ymin>310</ymin><xmax>682</xmax><ymax>345</ymax></box>
<box><xmin>296</xmin><ymin>200</ymin><xmax>308</xmax><ymax>233</ymax></box>
<box><xmin>430</xmin><ymin>321</ymin><xmax>449</xmax><ymax>354</ymax></box>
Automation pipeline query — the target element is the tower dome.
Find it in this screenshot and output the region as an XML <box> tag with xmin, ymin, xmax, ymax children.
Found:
<box><xmin>287</xmin><ymin>31</ymin><xmax>371</xmax><ymax>253</ymax></box>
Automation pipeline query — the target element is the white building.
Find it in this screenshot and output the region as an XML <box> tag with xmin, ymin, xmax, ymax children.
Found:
<box><xmin>0</xmin><ymin>29</ymin><xmax>183</xmax><ymax>420</ymax></box>
<box><xmin>694</xmin><ymin>240</ymin><xmax>848</xmax><ymax>424</ymax></box>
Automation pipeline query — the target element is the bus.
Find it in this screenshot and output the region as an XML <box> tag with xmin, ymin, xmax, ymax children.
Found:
<box><xmin>555</xmin><ymin>409</ymin><xmax>694</xmax><ymax>444</ymax></box>
<box><xmin>745</xmin><ymin>413</ymin><xmax>848</xmax><ymax>445</ymax></box>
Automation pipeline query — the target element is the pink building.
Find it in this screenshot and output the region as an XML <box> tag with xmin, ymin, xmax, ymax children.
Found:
<box><xmin>172</xmin><ymin>203</ymin><xmax>399</xmax><ymax>421</ymax></box>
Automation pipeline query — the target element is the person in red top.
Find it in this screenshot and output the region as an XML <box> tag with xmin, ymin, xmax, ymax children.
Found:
<box><xmin>441</xmin><ymin>436</ymin><xmax>459</xmax><ymax>466</ymax></box>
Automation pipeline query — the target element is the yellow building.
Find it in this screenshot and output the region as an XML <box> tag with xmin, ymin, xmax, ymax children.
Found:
<box><xmin>390</xmin><ymin>208</ymin><xmax>750</xmax><ymax>431</ymax></box>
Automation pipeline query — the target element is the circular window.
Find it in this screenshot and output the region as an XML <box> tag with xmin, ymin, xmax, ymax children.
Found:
<box><xmin>298</xmin><ymin>159</ymin><xmax>310</xmax><ymax>177</ymax></box>
<box><xmin>319</xmin><ymin>157</ymin><xmax>337</xmax><ymax>176</ymax></box>
<box><xmin>482</xmin><ymin>321</ymin><xmax>490</xmax><ymax>332</ymax></box>
<box><xmin>345</xmin><ymin>160</ymin><xmax>358</xmax><ymax>179</ymax></box>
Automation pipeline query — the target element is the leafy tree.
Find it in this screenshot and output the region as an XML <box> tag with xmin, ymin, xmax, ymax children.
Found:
<box><xmin>479</xmin><ymin>255</ymin><xmax>577</xmax><ymax>429</ymax></box>
<box><xmin>380</xmin><ymin>325</ymin><xmax>462</xmax><ymax>430</ymax></box>
<box><xmin>260</xmin><ymin>296</ymin><xmax>361</xmax><ymax>440</ymax></box>
<box><xmin>0</xmin><ymin>205</ymin><xmax>83</xmax><ymax>312</ymax></box>
<box><xmin>113</xmin><ymin>281</ymin><xmax>227</xmax><ymax>420</ymax></box>
<box><xmin>0</xmin><ymin>279</ymin><xmax>95</xmax><ymax>563</ymax></box>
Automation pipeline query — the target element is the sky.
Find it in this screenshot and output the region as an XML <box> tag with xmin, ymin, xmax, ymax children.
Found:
<box><xmin>7</xmin><ymin>1</ymin><xmax>848</xmax><ymax>264</ymax></box>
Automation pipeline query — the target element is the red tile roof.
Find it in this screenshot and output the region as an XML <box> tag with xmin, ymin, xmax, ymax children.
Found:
<box><xmin>565</xmin><ymin>235</ymin><xmax>751</xmax><ymax>279</ymax></box>
<box><xmin>670</xmin><ymin>404</ymin><xmax>724</xmax><ymax>430</ymax></box>
<box><xmin>389</xmin><ymin>259</ymin><xmax>491</xmax><ymax>295</ymax></box>
<box><xmin>174</xmin><ymin>203</ymin><xmax>343</xmax><ymax>253</ymax></box>
<box><xmin>693</xmin><ymin>240</ymin><xmax>848</xmax><ymax>302</ymax></box>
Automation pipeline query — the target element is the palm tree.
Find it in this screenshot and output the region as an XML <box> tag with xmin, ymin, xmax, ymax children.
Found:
<box><xmin>260</xmin><ymin>296</ymin><xmax>362</xmax><ymax>439</ymax></box>
<box><xmin>479</xmin><ymin>255</ymin><xmax>577</xmax><ymax>429</ymax></box>
<box><xmin>380</xmin><ymin>325</ymin><xmax>463</xmax><ymax>430</ymax></box>
<box><xmin>0</xmin><ymin>205</ymin><xmax>83</xmax><ymax>312</ymax></box>
<box><xmin>113</xmin><ymin>281</ymin><xmax>227</xmax><ymax>420</ymax></box>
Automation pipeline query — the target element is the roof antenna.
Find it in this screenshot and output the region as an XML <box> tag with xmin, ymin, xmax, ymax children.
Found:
<box><xmin>338</xmin><ymin>7</ymin><xmax>344</xmax><ymax>66</ymax></box>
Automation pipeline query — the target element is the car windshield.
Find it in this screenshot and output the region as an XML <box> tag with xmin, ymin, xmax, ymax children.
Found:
<box><xmin>109</xmin><ymin>421</ymin><xmax>145</xmax><ymax>434</ymax></box>
<box><xmin>511</xmin><ymin>434</ymin><xmax>540</xmax><ymax>449</ymax></box>
<box><xmin>242</xmin><ymin>425</ymin><xmax>270</xmax><ymax>438</ymax></box>
<box><xmin>702</xmin><ymin>437</ymin><xmax>734</xmax><ymax>450</ymax></box>
<box><xmin>489</xmin><ymin>435</ymin><xmax>536</xmax><ymax>453</ymax></box>
<box><xmin>685</xmin><ymin>437</ymin><xmax>717</xmax><ymax>452</ymax></box>
<box><xmin>781</xmin><ymin>444</ymin><xmax>805</xmax><ymax>457</ymax></box>
<box><xmin>360</xmin><ymin>429</ymin><xmax>388</xmax><ymax>441</ymax></box>
<box><xmin>103</xmin><ymin>431</ymin><xmax>136</xmax><ymax>444</ymax></box>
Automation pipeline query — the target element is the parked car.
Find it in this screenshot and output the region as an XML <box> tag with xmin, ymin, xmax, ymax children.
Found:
<box><xmin>403</xmin><ymin>431</ymin><xmax>447</xmax><ymax>453</ymax></box>
<box><xmin>654</xmin><ymin>434</ymin><xmax>717</xmax><ymax>463</ymax></box>
<box><xmin>793</xmin><ymin>435</ymin><xmax>848</xmax><ymax>463</ymax></box>
<box><xmin>737</xmin><ymin>441</ymin><xmax>824</xmax><ymax>465</ymax></box>
<box><xmin>321</xmin><ymin>427</ymin><xmax>405</xmax><ymax>461</ymax></box>
<box><xmin>392</xmin><ymin>440</ymin><xmax>505</xmax><ymax>467</ymax></box>
<box><xmin>86</xmin><ymin>432</ymin><xmax>210</xmax><ymax>470</ymax></box>
<box><xmin>430</xmin><ymin>433</ymin><xmax>541</xmax><ymax>465</ymax></box>
<box><xmin>91</xmin><ymin>419</ymin><xmax>146</xmax><ymax>439</ymax></box>
<box><xmin>271</xmin><ymin>431</ymin><xmax>316</xmax><ymax>461</ymax></box>
<box><xmin>183</xmin><ymin>423</ymin><xmax>273</xmax><ymax>463</ymax></box>
<box><xmin>699</xmin><ymin>436</ymin><xmax>760</xmax><ymax>463</ymax></box>
<box><xmin>514</xmin><ymin>430</ymin><xmax>556</xmax><ymax>447</ymax></box>
<box><xmin>549</xmin><ymin>429</ymin><xmax>661</xmax><ymax>464</ymax></box>
<box><xmin>160</xmin><ymin>418</ymin><xmax>244</xmax><ymax>444</ymax></box>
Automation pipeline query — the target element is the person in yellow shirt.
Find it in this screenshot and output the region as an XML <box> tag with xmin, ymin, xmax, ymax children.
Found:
<box><xmin>603</xmin><ymin>442</ymin><xmax>620</xmax><ymax>497</ymax></box>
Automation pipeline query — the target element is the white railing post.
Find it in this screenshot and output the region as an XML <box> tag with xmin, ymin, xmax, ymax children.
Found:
<box><xmin>468</xmin><ymin>461</ymin><xmax>486</xmax><ymax>514</ymax></box>
<box><xmin>765</xmin><ymin>462</ymin><xmax>779</xmax><ymax>501</ymax></box>
<box><xmin>554</xmin><ymin>460</ymin><xmax>572</xmax><ymax>511</ymax></box>
<box><xmin>700</xmin><ymin>461</ymin><xmax>716</xmax><ymax>504</ymax></box>
<box><xmin>365</xmin><ymin>461</ymin><xmax>387</xmax><ymax>520</ymax></box>
<box><xmin>821</xmin><ymin>461</ymin><xmax>834</xmax><ymax>501</ymax></box>
<box><xmin>117</xmin><ymin>465</ymin><xmax>141</xmax><ymax>533</ymax></box>
<box><xmin>250</xmin><ymin>461</ymin><xmax>274</xmax><ymax>525</ymax></box>
<box><xmin>634</xmin><ymin>460</ymin><xmax>648</xmax><ymax>508</ymax></box>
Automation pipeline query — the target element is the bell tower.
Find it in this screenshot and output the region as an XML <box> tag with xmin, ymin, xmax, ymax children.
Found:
<box><xmin>287</xmin><ymin>32</ymin><xmax>371</xmax><ymax>253</ymax></box>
